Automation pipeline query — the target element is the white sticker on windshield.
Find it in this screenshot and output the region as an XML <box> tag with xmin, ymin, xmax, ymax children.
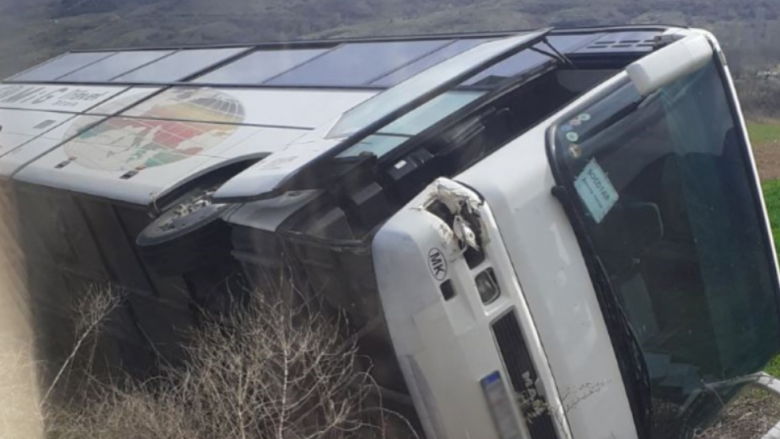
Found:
<box><xmin>574</xmin><ymin>159</ymin><xmax>619</xmax><ymax>224</ymax></box>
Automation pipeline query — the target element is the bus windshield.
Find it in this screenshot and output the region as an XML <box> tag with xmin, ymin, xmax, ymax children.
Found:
<box><xmin>552</xmin><ymin>61</ymin><xmax>780</xmax><ymax>437</ymax></box>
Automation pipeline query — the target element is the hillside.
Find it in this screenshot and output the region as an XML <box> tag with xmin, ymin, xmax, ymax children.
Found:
<box><xmin>2</xmin><ymin>0</ymin><xmax>780</xmax><ymax>87</ymax></box>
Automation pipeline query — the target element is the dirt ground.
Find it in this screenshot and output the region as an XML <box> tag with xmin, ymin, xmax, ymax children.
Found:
<box><xmin>753</xmin><ymin>141</ymin><xmax>780</xmax><ymax>181</ymax></box>
<box><xmin>696</xmin><ymin>388</ymin><xmax>780</xmax><ymax>439</ymax></box>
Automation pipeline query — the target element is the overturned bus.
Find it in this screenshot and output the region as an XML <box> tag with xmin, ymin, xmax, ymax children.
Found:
<box><xmin>1</xmin><ymin>25</ymin><xmax>780</xmax><ymax>439</ymax></box>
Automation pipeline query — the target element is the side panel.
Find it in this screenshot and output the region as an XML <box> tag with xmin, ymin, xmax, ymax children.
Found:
<box><xmin>122</xmin><ymin>88</ymin><xmax>377</xmax><ymax>129</ymax></box>
<box><xmin>0</xmin><ymin>110</ymin><xmax>75</xmax><ymax>157</ymax></box>
<box><xmin>0</xmin><ymin>84</ymin><xmax>127</xmax><ymax>112</ymax></box>
<box><xmin>373</xmin><ymin>179</ymin><xmax>572</xmax><ymax>439</ymax></box>
<box><xmin>457</xmin><ymin>77</ymin><xmax>639</xmax><ymax>438</ymax></box>
<box><xmin>373</xmin><ymin>205</ymin><xmax>507</xmax><ymax>439</ymax></box>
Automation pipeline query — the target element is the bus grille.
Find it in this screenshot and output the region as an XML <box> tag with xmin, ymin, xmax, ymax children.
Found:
<box><xmin>492</xmin><ymin>311</ymin><xmax>559</xmax><ymax>438</ymax></box>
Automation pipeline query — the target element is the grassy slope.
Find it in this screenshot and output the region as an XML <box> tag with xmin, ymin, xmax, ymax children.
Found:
<box><xmin>749</xmin><ymin>122</ymin><xmax>780</xmax><ymax>375</ymax></box>
<box><xmin>762</xmin><ymin>177</ymin><xmax>780</xmax><ymax>376</ymax></box>
<box><xmin>750</xmin><ymin>123</ymin><xmax>780</xmax><ymax>146</ymax></box>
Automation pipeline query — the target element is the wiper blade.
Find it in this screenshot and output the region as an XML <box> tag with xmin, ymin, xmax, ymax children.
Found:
<box><xmin>541</xmin><ymin>37</ymin><xmax>576</xmax><ymax>69</ymax></box>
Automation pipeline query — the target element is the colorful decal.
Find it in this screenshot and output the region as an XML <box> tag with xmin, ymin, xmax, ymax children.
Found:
<box><xmin>63</xmin><ymin>88</ymin><xmax>246</xmax><ymax>172</ymax></box>
<box><xmin>0</xmin><ymin>84</ymin><xmax>122</xmax><ymax>112</ymax></box>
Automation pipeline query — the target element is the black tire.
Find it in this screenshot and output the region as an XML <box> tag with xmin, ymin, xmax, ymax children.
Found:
<box><xmin>136</xmin><ymin>189</ymin><xmax>234</xmax><ymax>276</ymax></box>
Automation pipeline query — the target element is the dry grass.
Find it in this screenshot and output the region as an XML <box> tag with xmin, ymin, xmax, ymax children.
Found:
<box><xmin>40</xmin><ymin>285</ymin><xmax>121</xmax><ymax>406</ymax></box>
<box><xmin>33</xmin><ymin>281</ymin><xmax>780</xmax><ymax>439</ymax></box>
<box><xmin>37</xmin><ymin>283</ymin><xmax>780</xmax><ymax>439</ymax></box>
<box><xmin>694</xmin><ymin>388</ymin><xmax>780</xmax><ymax>439</ymax></box>
<box><xmin>42</xmin><ymin>283</ymin><xmax>417</xmax><ymax>439</ymax></box>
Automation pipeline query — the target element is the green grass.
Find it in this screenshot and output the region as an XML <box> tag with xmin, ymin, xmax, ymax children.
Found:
<box><xmin>748</xmin><ymin>123</ymin><xmax>780</xmax><ymax>146</ymax></box>
<box><xmin>763</xmin><ymin>179</ymin><xmax>780</xmax><ymax>247</ymax></box>
<box><xmin>766</xmin><ymin>355</ymin><xmax>780</xmax><ymax>377</ymax></box>
<box><xmin>764</xmin><ymin>179</ymin><xmax>780</xmax><ymax>375</ymax></box>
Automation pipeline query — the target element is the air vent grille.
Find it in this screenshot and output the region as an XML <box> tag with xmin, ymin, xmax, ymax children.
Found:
<box><xmin>583</xmin><ymin>38</ymin><xmax>656</xmax><ymax>52</ymax></box>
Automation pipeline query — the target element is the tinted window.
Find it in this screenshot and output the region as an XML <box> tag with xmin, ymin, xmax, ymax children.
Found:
<box><xmin>58</xmin><ymin>51</ymin><xmax>174</xmax><ymax>82</ymax></box>
<box><xmin>371</xmin><ymin>39</ymin><xmax>490</xmax><ymax>87</ymax></box>
<box><xmin>553</xmin><ymin>63</ymin><xmax>780</xmax><ymax>437</ymax></box>
<box><xmin>193</xmin><ymin>48</ymin><xmax>328</xmax><ymax>84</ymax></box>
<box><xmin>11</xmin><ymin>52</ymin><xmax>114</xmax><ymax>82</ymax></box>
<box><xmin>327</xmin><ymin>32</ymin><xmax>545</xmax><ymax>138</ymax></box>
<box><xmin>546</xmin><ymin>33</ymin><xmax>604</xmax><ymax>52</ymax></box>
<box><xmin>267</xmin><ymin>40</ymin><xmax>450</xmax><ymax>86</ymax></box>
<box><xmin>465</xmin><ymin>34</ymin><xmax>596</xmax><ymax>86</ymax></box>
<box><xmin>464</xmin><ymin>50</ymin><xmax>550</xmax><ymax>86</ymax></box>
<box><xmin>337</xmin><ymin>134</ymin><xmax>408</xmax><ymax>158</ymax></box>
<box><xmin>379</xmin><ymin>91</ymin><xmax>483</xmax><ymax>136</ymax></box>
<box><xmin>113</xmin><ymin>48</ymin><xmax>247</xmax><ymax>83</ymax></box>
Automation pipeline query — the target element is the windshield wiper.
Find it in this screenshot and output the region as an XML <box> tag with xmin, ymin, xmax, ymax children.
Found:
<box><xmin>533</xmin><ymin>37</ymin><xmax>576</xmax><ymax>69</ymax></box>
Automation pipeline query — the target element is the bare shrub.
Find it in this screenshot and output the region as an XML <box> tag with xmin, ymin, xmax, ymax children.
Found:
<box><xmin>44</xmin><ymin>283</ymin><xmax>417</xmax><ymax>439</ymax></box>
<box><xmin>40</xmin><ymin>284</ymin><xmax>122</xmax><ymax>407</ymax></box>
<box><xmin>735</xmin><ymin>76</ymin><xmax>780</xmax><ymax>120</ymax></box>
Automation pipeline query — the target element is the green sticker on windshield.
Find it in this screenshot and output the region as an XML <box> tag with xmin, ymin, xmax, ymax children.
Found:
<box><xmin>574</xmin><ymin>159</ymin><xmax>619</xmax><ymax>224</ymax></box>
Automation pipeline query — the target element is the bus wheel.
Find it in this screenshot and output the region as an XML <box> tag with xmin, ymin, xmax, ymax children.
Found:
<box><xmin>137</xmin><ymin>188</ymin><xmax>233</xmax><ymax>275</ymax></box>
